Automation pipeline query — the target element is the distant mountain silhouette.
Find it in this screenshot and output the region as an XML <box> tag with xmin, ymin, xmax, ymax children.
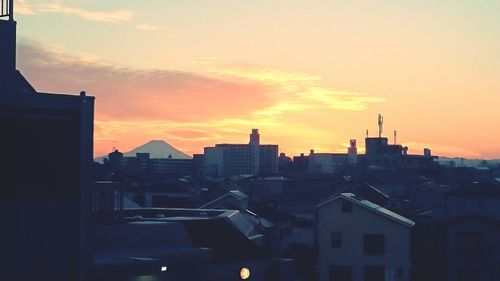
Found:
<box><xmin>95</xmin><ymin>140</ymin><xmax>191</xmax><ymax>162</ymax></box>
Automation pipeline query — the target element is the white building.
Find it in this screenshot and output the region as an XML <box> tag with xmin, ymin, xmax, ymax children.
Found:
<box><xmin>308</xmin><ymin>151</ymin><xmax>348</xmax><ymax>174</ymax></box>
<box><xmin>316</xmin><ymin>193</ymin><xmax>414</xmax><ymax>281</ymax></box>
<box><xmin>203</xmin><ymin>129</ymin><xmax>278</xmax><ymax>177</ymax></box>
<box><xmin>307</xmin><ymin>140</ymin><xmax>358</xmax><ymax>174</ymax></box>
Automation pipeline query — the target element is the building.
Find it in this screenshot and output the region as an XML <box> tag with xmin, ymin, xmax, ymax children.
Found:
<box><xmin>106</xmin><ymin>150</ymin><xmax>195</xmax><ymax>177</ymax></box>
<box><xmin>364</xmin><ymin>137</ymin><xmax>438</xmax><ymax>171</ymax></box>
<box><xmin>203</xmin><ymin>129</ymin><xmax>278</xmax><ymax>177</ymax></box>
<box><xmin>302</xmin><ymin>139</ymin><xmax>357</xmax><ymax>174</ymax></box>
<box><xmin>363</xmin><ymin>115</ymin><xmax>438</xmax><ymax>171</ymax></box>
<box><xmin>108</xmin><ymin>149</ymin><xmax>123</xmax><ymax>174</ymax></box>
<box><xmin>1</xmin><ymin>3</ymin><xmax>95</xmax><ymax>280</ymax></box>
<box><xmin>317</xmin><ymin>193</ymin><xmax>414</xmax><ymax>281</ymax></box>
<box><xmin>411</xmin><ymin>182</ymin><xmax>500</xmax><ymax>281</ymax></box>
<box><xmin>308</xmin><ymin>150</ymin><xmax>348</xmax><ymax>174</ymax></box>
<box><xmin>445</xmin><ymin>215</ymin><xmax>500</xmax><ymax>281</ymax></box>
<box><xmin>89</xmin><ymin>208</ymin><xmax>296</xmax><ymax>281</ymax></box>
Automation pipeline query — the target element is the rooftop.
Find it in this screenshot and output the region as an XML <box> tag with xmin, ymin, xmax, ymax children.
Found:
<box><xmin>318</xmin><ymin>193</ymin><xmax>415</xmax><ymax>227</ymax></box>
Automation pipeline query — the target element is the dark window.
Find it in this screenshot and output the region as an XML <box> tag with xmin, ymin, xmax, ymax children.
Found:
<box><xmin>455</xmin><ymin>232</ymin><xmax>482</xmax><ymax>257</ymax></box>
<box><xmin>364</xmin><ymin>234</ymin><xmax>385</xmax><ymax>255</ymax></box>
<box><xmin>364</xmin><ymin>266</ymin><xmax>385</xmax><ymax>281</ymax></box>
<box><xmin>331</xmin><ymin>232</ymin><xmax>341</xmax><ymax>248</ymax></box>
<box><xmin>331</xmin><ymin>265</ymin><xmax>352</xmax><ymax>281</ymax></box>
<box><xmin>342</xmin><ymin>200</ymin><xmax>352</xmax><ymax>213</ymax></box>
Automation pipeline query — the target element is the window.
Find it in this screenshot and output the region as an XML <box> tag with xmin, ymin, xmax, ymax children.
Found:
<box><xmin>330</xmin><ymin>265</ymin><xmax>352</xmax><ymax>281</ymax></box>
<box><xmin>364</xmin><ymin>266</ymin><xmax>385</xmax><ymax>281</ymax></box>
<box><xmin>342</xmin><ymin>200</ymin><xmax>352</xmax><ymax>213</ymax></box>
<box><xmin>455</xmin><ymin>232</ymin><xmax>482</xmax><ymax>257</ymax></box>
<box><xmin>364</xmin><ymin>234</ymin><xmax>385</xmax><ymax>255</ymax></box>
<box><xmin>331</xmin><ymin>232</ymin><xmax>341</xmax><ymax>248</ymax></box>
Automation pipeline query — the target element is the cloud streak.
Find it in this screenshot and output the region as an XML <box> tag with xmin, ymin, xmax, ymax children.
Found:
<box><xmin>214</xmin><ymin>66</ymin><xmax>386</xmax><ymax>116</ymax></box>
<box><xmin>16</xmin><ymin>1</ymin><xmax>134</xmax><ymax>23</ymax></box>
<box><xmin>135</xmin><ymin>24</ymin><xmax>158</xmax><ymax>31</ymax></box>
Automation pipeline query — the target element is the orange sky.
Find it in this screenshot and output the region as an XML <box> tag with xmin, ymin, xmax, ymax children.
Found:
<box><xmin>15</xmin><ymin>0</ymin><xmax>500</xmax><ymax>159</ymax></box>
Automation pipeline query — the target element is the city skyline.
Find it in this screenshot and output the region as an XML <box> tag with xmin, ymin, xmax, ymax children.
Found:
<box><xmin>14</xmin><ymin>0</ymin><xmax>500</xmax><ymax>158</ymax></box>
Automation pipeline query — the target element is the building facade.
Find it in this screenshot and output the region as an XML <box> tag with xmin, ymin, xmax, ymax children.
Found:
<box><xmin>317</xmin><ymin>193</ymin><xmax>414</xmax><ymax>281</ymax></box>
<box><xmin>203</xmin><ymin>129</ymin><xmax>278</xmax><ymax>177</ymax></box>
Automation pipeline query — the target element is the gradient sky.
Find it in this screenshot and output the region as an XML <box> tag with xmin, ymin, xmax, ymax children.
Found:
<box><xmin>13</xmin><ymin>0</ymin><xmax>500</xmax><ymax>158</ymax></box>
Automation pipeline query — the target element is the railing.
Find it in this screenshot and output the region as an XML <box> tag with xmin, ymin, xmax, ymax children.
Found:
<box><xmin>0</xmin><ymin>0</ymin><xmax>13</xmax><ymax>20</ymax></box>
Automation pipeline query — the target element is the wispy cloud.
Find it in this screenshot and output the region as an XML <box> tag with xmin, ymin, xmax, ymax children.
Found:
<box><xmin>16</xmin><ymin>1</ymin><xmax>134</xmax><ymax>23</ymax></box>
<box><xmin>213</xmin><ymin>67</ymin><xmax>322</xmax><ymax>84</ymax></box>
<box><xmin>214</xmin><ymin>66</ymin><xmax>386</xmax><ymax>117</ymax></box>
<box><xmin>16</xmin><ymin>0</ymin><xmax>36</xmax><ymax>15</ymax></box>
<box><xmin>135</xmin><ymin>23</ymin><xmax>158</xmax><ymax>31</ymax></box>
<box><xmin>298</xmin><ymin>86</ymin><xmax>386</xmax><ymax>111</ymax></box>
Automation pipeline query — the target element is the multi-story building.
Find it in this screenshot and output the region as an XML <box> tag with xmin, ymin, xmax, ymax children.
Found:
<box><xmin>202</xmin><ymin>129</ymin><xmax>278</xmax><ymax>177</ymax></box>
<box><xmin>364</xmin><ymin>137</ymin><xmax>437</xmax><ymax>171</ymax></box>
<box><xmin>316</xmin><ymin>193</ymin><xmax>414</xmax><ymax>281</ymax></box>
<box><xmin>308</xmin><ymin>150</ymin><xmax>348</xmax><ymax>174</ymax></box>
<box><xmin>306</xmin><ymin>139</ymin><xmax>357</xmax><ymax>174</ymax></box>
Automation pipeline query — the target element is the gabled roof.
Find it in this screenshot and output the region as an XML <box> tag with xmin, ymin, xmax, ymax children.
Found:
<box><xmin>199</xmin><ymin>190</ymin><xmax>249</xmax><ymax>209</ymax></box>
<box><xmin>318</xmin><ymin>193</ymin><xmax>415</xmax><ymax>227</ymax></box>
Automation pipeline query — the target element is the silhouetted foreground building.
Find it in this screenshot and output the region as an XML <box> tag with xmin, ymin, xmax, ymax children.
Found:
<box><xmin>203</xmin><ymin>129</ymin><xmax>278</xmax><ymax>177</ymax></box>
<box><xmin>1</xmin><ymin>2</ymin><xmax>94</xmax><ymax>280</ymax></box>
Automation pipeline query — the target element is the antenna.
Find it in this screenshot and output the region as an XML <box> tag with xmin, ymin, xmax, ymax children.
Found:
<box><xmin>394</xmin><ymin>130</ymin><xmax>397</xmax><ymax>145</ymax></box>
<box><xmin>366</xmin><ymin>129</ymin><xmax>368</xmax><ymax>138</ymax></box>
<box><xmin>378</xmin><ymin>114</ymin><xmax>383</xmax><ymax>138</ymax></box>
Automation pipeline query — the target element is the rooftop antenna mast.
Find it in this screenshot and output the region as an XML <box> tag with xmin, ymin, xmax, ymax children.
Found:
<box><xmin>394</xmin><ymin>130</ymin><xmax>397</xmax><ymax>145</ymax></box>
<box><xmin>378</xmin><ymin>114</ymin><xmax>383</xmax><ymax>138</ymax></box>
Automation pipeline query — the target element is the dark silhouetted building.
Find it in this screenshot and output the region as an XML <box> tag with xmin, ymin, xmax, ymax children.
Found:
<box><xmin>364</xmin><ymin>137</ymin><xmax>437</xmax><ymax>171</ymax></box>
<box><xmin>1</xmin><ymin>3</ymin><xmax>94</xmax><ymax>280</ymax></box>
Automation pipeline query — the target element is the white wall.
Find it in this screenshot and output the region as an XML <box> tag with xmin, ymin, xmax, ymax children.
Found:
<box><xmin>317</xmin><ymin>198</ymin><xmax>412</xmax><ymax>281</ymax></box>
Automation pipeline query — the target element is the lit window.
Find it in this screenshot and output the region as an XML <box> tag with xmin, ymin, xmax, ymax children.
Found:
<box><xmin>161</xmin><ymin>266</ymin><xmax>167</xmax><ymax>272</ymax></box>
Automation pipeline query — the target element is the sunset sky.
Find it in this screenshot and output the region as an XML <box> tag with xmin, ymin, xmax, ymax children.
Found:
<box><xmin>13</xmin><ymin>0</ymin><xmax>500</xmax><ymax>158</ymax></box>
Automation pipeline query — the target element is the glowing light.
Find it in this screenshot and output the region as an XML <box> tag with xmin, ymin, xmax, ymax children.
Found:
<box><xmin>240</xmin><ymin>267</ymin><xmax>250</xmax><ymax>280</ymax></box>
<box><xmin>161</xmin><ymin>266</ymin><xmax>167</xmax><ymax>272</ymax></box>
